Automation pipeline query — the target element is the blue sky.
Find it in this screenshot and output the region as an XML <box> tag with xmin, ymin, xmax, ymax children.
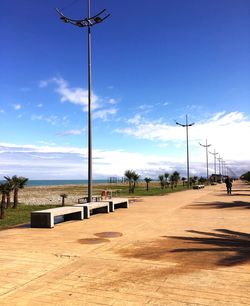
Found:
<box><xmin>0</xmin><ymin>0</ymin><xmax>250</xmax><ymax>179</ymax></box>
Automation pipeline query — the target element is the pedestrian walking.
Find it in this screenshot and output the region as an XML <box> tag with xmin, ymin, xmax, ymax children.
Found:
<box><xmin>225</xmin><ymin>176</ymin><xmax>232</xmax><ymax>194</ymax></box>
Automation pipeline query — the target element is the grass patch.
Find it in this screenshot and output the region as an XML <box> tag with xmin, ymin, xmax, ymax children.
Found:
<box><xmin>0</xmin><ymin>204</ymin><xmax>59</xmax><ymax>230</ymax></box>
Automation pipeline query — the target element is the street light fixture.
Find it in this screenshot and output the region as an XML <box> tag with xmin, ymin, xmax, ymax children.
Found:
<box><xmin>199</xmin><ymin>139</ymin><xmax>211</xmax><ymax>180</ymax></box>
<box><xmin>56</xmin><ymin>1</ymin><xmax>110</xmax><ymax>202</ymax></box>
<box><xmin>176</xmin><ymin>115</ymin><xmax>195</xmax><ymax>188</ymax></box>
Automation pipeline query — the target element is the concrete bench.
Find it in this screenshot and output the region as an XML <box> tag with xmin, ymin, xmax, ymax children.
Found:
<box><xmin>31</xmin><ymin>206</ymin><xmax>84</xmax><ymax>228</ymax></box>
<box><xmin>74</xmin><ymin>202</ymin><xmax>109</xmax><ymax>219</ymax></box>
<box><xmin>102</xmin><ymin>198</ymin><xmax>129</xmax><ymax>212</ymax></box>
<box><xmin>78</xmin><ymin>195</ymin><xmax>102</xmax><ymax>204</ymax></box>
<box><xmin>193</xmin><ymin>184</ymin><xmax>205</xmax><ymax>189</ymax></box>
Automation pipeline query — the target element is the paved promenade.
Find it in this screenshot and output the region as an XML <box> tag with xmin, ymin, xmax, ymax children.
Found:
<box><xmin>0</xmin><ymin>181</ymin><xmax>250</xmax><ymax>305</ymax></box>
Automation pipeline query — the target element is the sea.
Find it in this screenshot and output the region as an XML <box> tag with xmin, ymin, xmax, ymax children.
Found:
<box><xmin>0</xmin><ymin>179</ymin><xmax>108</xmax><ymax>187</ymax></box>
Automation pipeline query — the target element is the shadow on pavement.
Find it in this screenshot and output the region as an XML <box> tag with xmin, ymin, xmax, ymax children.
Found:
<box><xmin>118</xmin><ymin>229</ymin><xmax>250</xmax><ymax>274</ymax></box>
<box><xmin>186</xmin><ymin>201</ymin><xmax>250</xmax><ymax>210</ymax></box>
<box><xmin>167</xmin><ymin>229</ymin><xmax>250</xmax><ymax>266</ymax></box>
<box><xmin>217</xmin><ymin>193</ymin><xmax>250</xmax><ymax>196</ymax></box>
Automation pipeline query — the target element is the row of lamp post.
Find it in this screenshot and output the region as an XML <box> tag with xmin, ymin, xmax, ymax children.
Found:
<box><xmin>56</xmin><ymin>1</ymin><xmax>232</xmax><ymax>194</ymax></box>
<box><xmin>176</xmin><ymin>114</ymin><xmax>230</xmax><ymax>187</ymax></box>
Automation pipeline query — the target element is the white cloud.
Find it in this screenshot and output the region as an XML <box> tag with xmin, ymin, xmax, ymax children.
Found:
<box><xmin>39</xmin><ymin>80</ymin><xmax>49</xmax><ymax>88</ymax></box>
<box><xmin>0</xmin><ymin>109</ymin><xmax>5</xmax><ymax>114</ymax></box>
<box><xmin>128</xmin><ymin>115</ymin><xmax>141</xmax><ymax>125</ymax></box>
<box><xmin>37</xmin><ymin>103</ymin><xmax>43</xmax><ymax>108</ymax></box>
<box><xmin>39</xmin><ymin>77</ymin><xmax>118</xmax><ymax>121</ymax></box>
<box><xmin>108</xmin><ymin>98</ymin><xmax>117</xmax><ymax>105</ymax></box>
<box><xmin>138</xmin><ymin>104</ymin><xmax>153</xmax><ymax>111</ymax></box>
<box><xmin>31</xmin><ymin>114</ymin><xmax>59</xmax><ymax>126</ymax></box>
<box><xmin>116</xmin><ymin>111</ymin><xmax>250</xmax><ymax>161</ymax></box>
<box><xmin>93</xmin><ymin>108</ymin><xmax>117</xmax><ymax>120</ymax></box>
<box><xmin>0</xmin><ymin>141</ymin><xmax>248</xmax><ymax>179</ymax></box>
<box><xmin>13</xmin><ymin>104</ymin><xmax>21</xmax><ymax>110</ymax></box>
<box><xmin>59</xmin><ymin>129</ymin><xmax>85</xmax><ymax>136</ymax></box>
<box><xmin>50</xmin><ymin>77</ymin><xmax>99</xmax><ymax>111</ymax></box>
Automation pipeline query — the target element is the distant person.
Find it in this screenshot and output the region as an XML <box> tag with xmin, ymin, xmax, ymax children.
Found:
<box><xmin>225</xmin><ymin>176</ymin><xmax>232</xmax><ymax>194</ymax></box>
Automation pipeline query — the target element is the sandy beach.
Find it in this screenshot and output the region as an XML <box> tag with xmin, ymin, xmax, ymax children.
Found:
<box><xmin>0</xmin><ymin>180</ymin><xmax>250</xmax><ymax>305</ymax></box>
<box><xmin>18</xmin><ymin>185</ymin><xmax>86</xmax><ymax>206</ymax></box>
<box><xmin>19</xmin><ymin>183</ymin><xmax>117</xmax><ymax>206</ymax></box>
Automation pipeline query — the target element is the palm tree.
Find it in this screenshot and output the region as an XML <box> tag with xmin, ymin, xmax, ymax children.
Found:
<box><xmin>144</xmin><ymin>177</ymin><xmax>152</xmax><ymax>191</ymax></box>
<box><xmin>0</xmin><ymin>183</ymin><xmax>8</xmax><ymax>219</ymax></box>
<box><xmin>60</xmin><ymin>194</ymin><xmax>68</xmax><ymax>206</ymax></box>
<box><xmin>172</xmin><ymin>171</ymin><xmax>180</xmax><ymax>187</ymax></box>
<box><xmin>158</xmin><ymin>175</ymin><xmax>164</xmax><ymax>189</ymax></box>
<box><xmin>169</xmin><ymin>174</ymin><xmax>175</xmax><ymax>190</ymax></box>
<box><xmin>132</xmin><ymin>172</ymin><xmax>140</xmax><ymax>193</ymax></box>
<box><xmin>124</xmin><ymin>170</ymin><xmax>135</xmax><ymax>193</ymax></box>
<box><xmin>4</xmin><ymin>176</ymin><xmax>29</xmax><ymax>209</ymax></box>
<box><xmin>164</xmin><ymin>173</ymin><xmax>169</xmax><ymax>188</ymax></box>
<box><xmin>5</xmin><ymin>182</ymin><xmax>14</xmax><ymax>209</ymax></box>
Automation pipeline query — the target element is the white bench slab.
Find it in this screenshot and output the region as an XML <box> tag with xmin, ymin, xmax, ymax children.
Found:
<box><xmin>193</xmin><ymin>184</ymin><xmax>205</xmax><ymax>189</ymax></box>
<box><xmin>101</xmin><ymin>198</ymin><xmax>129</xmax><ymax>212</ymax></box>
<box><xmin>31</xmin><ymin>206</ymin><xmax>84</xmax><ymax>228</ymax></box>
<box><xmin>74</xmin><ymin>202</ymin><xmax>109</xmax><ymax>219</ymax></box>
<box><xmin>78</xmin><ymin>195</ymin><xmax>102</xmax><ymax>204</ymax></box>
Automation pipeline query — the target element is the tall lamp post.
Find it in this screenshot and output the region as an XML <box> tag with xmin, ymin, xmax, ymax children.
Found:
<box><xmin>199</xmin><ymin>139</ymin><xmax>211</xmax><ymax>180</ymax></box>
<box><xmin>176</xmin><ymin>115</ymin><xmax>195</xmax><ymax>188</ymax></box>
<box><xmin>209</xmin><ymin>149</ymin><xmax>218</xmax><ymax>175</ymax></box>
<box><xmin>217</xmin><ymin>155</ymin><xmax>223</xmax><ymax>176</ymax></box>
<box><xmin>56</xmin><ymin>1</ymin><xmax>110</xmax><ymax>202</ymax></box>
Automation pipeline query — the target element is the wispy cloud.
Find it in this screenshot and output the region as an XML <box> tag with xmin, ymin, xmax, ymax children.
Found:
<box><xmin>0</xmin><ymin>142</ymin><xmax>248</xmax><ymax>179</ymax></box>
<box><xmin>0</xmin><ymin>109</ymin><xmax>5</xmax><ymax>114</ymax></box>
<box><xmin>58</xmin><ymin>129</ymin><xmax>85</xmax><ymax>136</ymax></box>
<box><xmin>13</xmin><ymin>104</ymin><xmax>21</xmax><ymax>110</ymax></box>
<box><xmin>116</xmin><ymin>111</ymin><xmax>250</xmax><ymax>161</ymax></box>
<box><xmin>31</xmin><ymin>114</ymin><xmax>61</xmax><ymax>126</ymax></box>
<box><xmin>37</xmin><ymin>103</ymin><xmax>43</xmax><ymax>108</ymax></box>
<box><xmin>93</xmin><ymin>108</ymin><xmax>117</xmax><ymax>120</ymax></box>
<box><xmin>39</xmin><ymin>77</ymin><xmax>118</xmax><ymax>121</ymax></box>
<box><xmin>108</xmin><ymin>98</ymin><xmax>117</xmax><ymax>105</ymax></box>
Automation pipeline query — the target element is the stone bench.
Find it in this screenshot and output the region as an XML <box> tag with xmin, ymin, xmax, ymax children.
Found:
<box><xmin>102</xmin><ymin>198</ymin><xmax>129</xmax><ymax>212</ymax></box>
<box><xmin>78</xmin><ymin>195</ymin><xmax>102</xmax><ymax>204</ymax></box>
<box><xmin>74</xmin><ymin>202</ymin><xmax>109</xmax><ymax>219</ymax></box>
<box><xmin>193</xmin><ymin>184</ymin><xmax>205</xmax><ymax>189</ymax></box>
<box><xmin>31</xmin><ymin>206</ymin><xmax>84</xmax><ymax>228</ymax></box>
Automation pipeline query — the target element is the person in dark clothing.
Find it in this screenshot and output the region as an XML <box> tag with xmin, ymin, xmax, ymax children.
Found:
<box><xmin>225</xmin><ymin>176</ymin><xmax>232</xmax><ymax>194</ymax></box>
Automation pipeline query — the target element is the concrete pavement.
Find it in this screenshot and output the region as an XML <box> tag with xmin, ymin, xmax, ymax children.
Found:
<box><xmin>0</xmin><ymin>181</ymin><xmax>250</xmax><ymax>305</ymax></box>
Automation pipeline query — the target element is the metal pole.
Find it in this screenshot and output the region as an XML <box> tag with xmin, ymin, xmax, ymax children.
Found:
<box><xmin>176</xmin><ymin>115</ymin><xmax>194</xmax><ymax>188</ymax></box>
<box><xmin>214</xmin><ymin>150</ymin><xmax>217</xmax><ymax>174</ymax></box>
<box><xmin>186</xmin><ymin>115</ymin><xmax>190</xmax><ymax>188</ymax></box>
<box><xmin>199</xmin><ymin>139</ymin><xmax>211</xmax><ymax>180</ymax></box>
<box><xmin>218</xmin><ymin>156</ymin><xmax>222</xmax><ymax>175</ymax></box>
<box><xmin>206</xmin><ymin>140</ymin><xmax>209</xmax><ymax>179</ymax></box>
<box><xmin>87</xmin><ymin>0</ymin><xmax>92</xmax><ymax>203</ymax></box>
<box><xmin>56</xmin><ymin>0</ymin><xmax>110</xmax><ymax>203</ymax></box>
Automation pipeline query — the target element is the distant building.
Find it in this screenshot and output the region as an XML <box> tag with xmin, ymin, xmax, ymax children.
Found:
<box><xmin>210</xmin><ymin>174</ymin><xmax>224</xmax><ymax>183</ymax></box>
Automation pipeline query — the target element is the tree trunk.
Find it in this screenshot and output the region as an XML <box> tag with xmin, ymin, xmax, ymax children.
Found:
<box><xmin>13</xmin><ymin>189</ymin><xmax>18</xmax><ymax>209</ymax></box>
<box><xmin>6</xmin><ymin>193</ymin><xmax>11</xmax><ymax>209</ymax></box>
<box><xmin>146</xmin><ymin>183</ymin><xmax>149</xmax><ymax>191</ymax></box>
<box><xmin>0</xmin><ymin>194</ymin><xmax>6</xmax><ymax>219</ymax></box>
<box><xmin>128</xmin><ymin>181</ymin><xmax>132</xmax><ymax>193</ymax></box>
<box><xmin>62</xmin><ymin>198</ymin><xmax>65</xmax><ymax>206</ymax></box>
